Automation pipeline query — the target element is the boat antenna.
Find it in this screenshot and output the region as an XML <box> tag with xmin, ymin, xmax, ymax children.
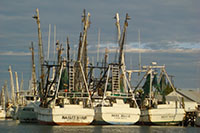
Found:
<box><xmin>53</xmin><ymin>24</ymin><xmax>56</xmax><ymax>61</ymax></box>
<box><xmin>97</xmin><ymin>28</ymin><xmax>100</xmax><ymax>64</ymax></box>
<box><xmin>138</xmin><ymin>29</ymin><xmax>142</xmax><ymax>75</ymax></box>
<box><xmin>47</xmin><ymin>24</ymin><xmax>51</xmax><ymax>60</ymax></box>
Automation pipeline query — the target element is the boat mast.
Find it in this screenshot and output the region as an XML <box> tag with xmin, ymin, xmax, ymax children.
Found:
<box><xmin>66</xmin><ymin>36</ymin><xmax>70</xmax><ymax>62</ymax></box>
<box><xmin>4</xmin><ymin>81</ymin><xmax>9</xmax><ymax>105</ymax></box>
<box><xmin>77</xmin><ymin>9</ymin><xmax>90</xmax><ymax>63</ymax></box>
<box><xmin>77</xmin><ymin>32</ymin><xmax>82</xmax><ymax>62</ymax></box>
<box><xmin>75</xmin><ymin>10</ymin><xmax>90</xmax><ymax>91</ymax></box>
<box><xmin>114</xmin><ymin>13</ymin><xmax>121</xmax><ymax>45</ymax></box>
<box><xmin>30</xmin><ymin>42</ymin><xmax>37</xmax><ymax>95</ymax></box>
<box><xmin>20</xmin><ymin>72</ymin><xmax>24</xmax><ymax>91</ymax></box>
<box><xmin>149</xmin><ymin>69</ymin><xmax>153</xmax><ymax>100</ymax></box>
<box><xmin>33</xmin><ymin>8</ymin><xmax>45</xmax><ymax>98</ymax></box>
<box><xmin>115</xmin><ymin>13</ymin><xmax>130</xmax><ymax>92</ymax></box>
<box><xmin>56</xmin><ymin>41</ymin><xmax>62</xmax><ymax>66</ymax></box>
<box><xmin>1</xmin><ymin>86</ymin><xmax>5</xmax><ymax>110</ymax></box>
<box><xmin>118</xmin><ymin>13</ymin><xmax>130</xmax><ymax>66</ymax></box>
<box><xmin>14</xmin><ymin>72</ymin><xmax>19</xmax><ymax>104</ymax></box>
<box><xmin>81</xmin><ymin>9</ymin><xmax>89</xmax><ymax>80</ymax></box>
<box><xmin>66</xmin><ymin>37</ymin><xmax>70</xmax><ymax>75</ymax></box>
<box><xmin>104</xmin><ymin>48</ymin><xmax>108</xmax><ymax>69</ymax></box>
<box><xmin>72</xmin><ymin>10</ymin><xmax>92</xmax><ymax>105</ymax></box>
<box><xmin>8</xmin><ymin>65</ymin><xmax>15</xmax><ymax>106</ymax></box>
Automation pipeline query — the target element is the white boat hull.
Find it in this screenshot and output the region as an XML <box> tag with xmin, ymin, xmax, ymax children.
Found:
<box><xmin>0</xmin><ymin>110</ymin><xmax>6</xmax><ymax>119</ymax></box>
<box><xmin>36</xmin><ymin>105</ymin><xmax>94</xmax><ymax>125</ymax></box>
<box><xmin>94</xmin><ymin>106</ymin><xmax>140</xmax><ymax>125</ymax></box>
<box><xmin>18</xmin><ymin>106</ymin><xmax>37</xmax><ymax>123</ymax></box>
<box><xmin>139</xmin><ymin>108</ymin><xmax>185</xmax><ymax>125</ymax></box>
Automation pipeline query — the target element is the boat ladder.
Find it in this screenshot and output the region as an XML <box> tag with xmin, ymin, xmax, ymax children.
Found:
<box><xmin>112</xmin><ymin>65</ymin><xmax>120</xmax><ymax>93</ymax></box>
<box><xmin>69</xmin><ymin>63</ymin><xmax>74</xmax><ymax>91</ymax></box>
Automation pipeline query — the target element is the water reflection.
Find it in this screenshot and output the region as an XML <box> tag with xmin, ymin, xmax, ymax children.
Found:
<box><xmin>0</xmin><ymin>120</ymin><xmax>200</xmax><ymax>133</ymax></box>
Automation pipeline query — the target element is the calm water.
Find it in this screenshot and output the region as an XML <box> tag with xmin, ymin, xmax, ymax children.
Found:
<box><xmin>0</xmin><ymin>120</ymin><xmax>200</xmax><ymax>133</ymax></box>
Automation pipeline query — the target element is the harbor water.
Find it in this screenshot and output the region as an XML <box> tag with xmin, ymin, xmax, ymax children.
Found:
<box><xmin>1</xmin><ymin>120</ymin><xmax>200</xmax><ymax>133</ymax></box>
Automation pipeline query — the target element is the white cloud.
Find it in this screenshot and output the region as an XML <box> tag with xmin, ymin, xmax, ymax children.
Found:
<box><xmin>0</xmin><ymin>14</ymin><xmax>30</xmax><ymax>21</ymax></box>
<box><xmin>87</xmin><ymin>42</ymin><xmax>200</xmax><ymax>54</ymax></box>
<box><xmin>117</xmin><ymin>48</ymin><xmax>200</xmax><ymax>53</ymax></box>
<box><xmin>0</xmin><ymin>51</ymin><xmax>31</xmax><ymax>56</ymax></box>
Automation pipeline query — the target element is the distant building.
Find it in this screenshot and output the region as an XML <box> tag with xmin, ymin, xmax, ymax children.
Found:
<box><xmin>168</xmin><ymin>88</ymin><xmax>200</xmax><ymax>112</ymax></box>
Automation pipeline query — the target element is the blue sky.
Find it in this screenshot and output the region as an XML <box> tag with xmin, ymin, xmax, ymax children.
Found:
<box><xmin>0</xmin><ymin>0</ymin><xmax>200</xmax><ymax>92</ymax></box>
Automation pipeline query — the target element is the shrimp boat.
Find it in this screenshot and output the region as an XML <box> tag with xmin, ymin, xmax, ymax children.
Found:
<box><xmin>18</xmin><ymin>43</ymin><xmax>38</xmax><ymax>123</ymax></box>
<box><xmin>92</xmin><ymin>13</ymin><xmax>140</xmax><ymax>125</ymax></box>
<box><xmin>18</xmin><ymin>96</ymin><xmax>38</xmax><ymax>123</ymax></box>
<box><xmin>33</xmin><ymin>9</ymin><xmax>94</xmax><ymax>125</ymax></box>
<box><xmin>35</xmin><ymin>60</ymin><xmax>94</xmax><ymax>125</ymax></box>
<box><xmin>93</xmin><ymin>64</ymin><xmax>140</xmax><ymax>125</ymax></box>
<box><xmin>134</xmin><ymin>62</ymin><xmax>185</xmax><ymax>125</ymax></box>
<box><xmin>18</xmin><ymin>88</ymin><xmax>39</xmax><ymax>123</ymax></box>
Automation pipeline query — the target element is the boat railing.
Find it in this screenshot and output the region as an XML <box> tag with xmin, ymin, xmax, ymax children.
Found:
<box><xmin>57</xmin><ymin>91</ymin><xmax>89</xmax><ymax>99</ymax></box>
<box><xmin>106</xmin><ymin>92</ymin><xmax>133</xmax><ymax>99</ymax></box>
